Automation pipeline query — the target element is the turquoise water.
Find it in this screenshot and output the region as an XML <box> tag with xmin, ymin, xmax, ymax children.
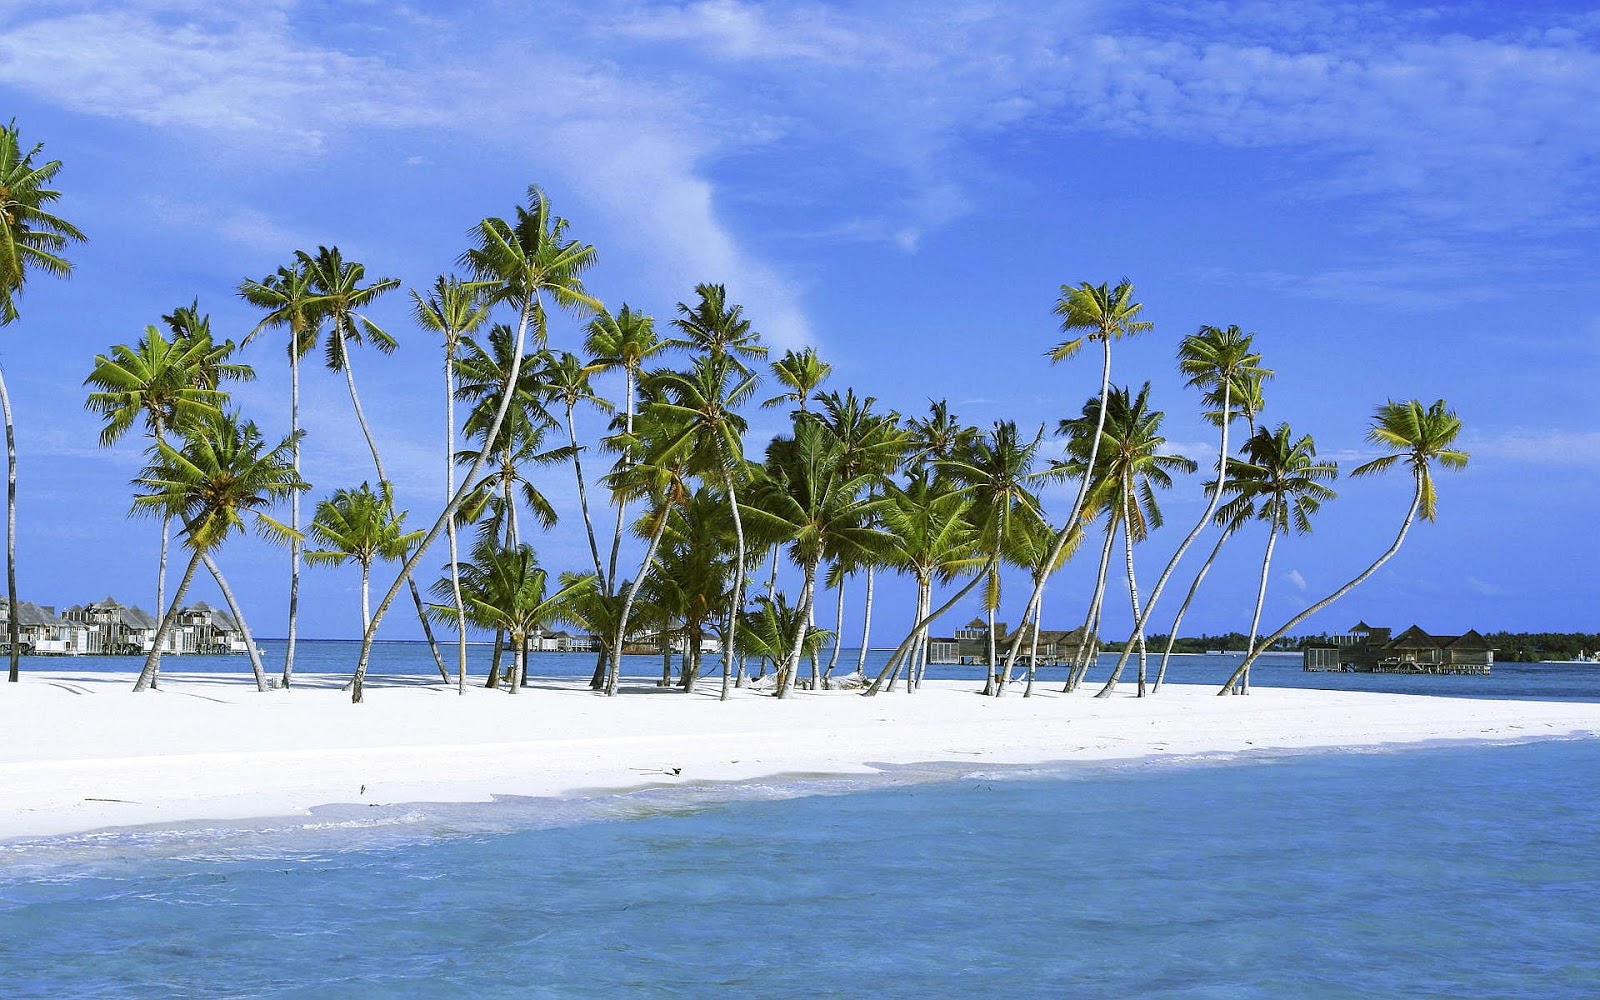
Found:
<box><xmin>3</xmin><ymin>739</ymin><xmax>1598</xmax><ymax>998</ymax></box>
<box><xmin>39</xmin><ymin>640</ymin><xmax>1600</xmax><ymax>702</ymax></box>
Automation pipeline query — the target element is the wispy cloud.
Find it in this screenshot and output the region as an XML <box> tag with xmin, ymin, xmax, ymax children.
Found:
<box><xmin>1471</xmin><ymin>429</ymin><xmax>1600</xmax><ymax>465</ymax></box>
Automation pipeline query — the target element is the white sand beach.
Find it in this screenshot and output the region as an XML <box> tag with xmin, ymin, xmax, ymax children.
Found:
<box><xmin>2</xmin><ymin>671</ymin><xmax>1595</xmax><ymax>841</ymax></box>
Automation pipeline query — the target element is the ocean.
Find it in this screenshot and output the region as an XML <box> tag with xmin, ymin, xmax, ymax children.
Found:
<box><xmin>3</xmin><ymin>644</ymin><xmax>1598</xmax><ymax>998</ymax></box>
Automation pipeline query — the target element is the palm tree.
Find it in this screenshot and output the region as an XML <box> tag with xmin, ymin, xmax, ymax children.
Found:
<box><xmin>434</xmin><ymin>539</ymin><xmax>595</xmax><ymax>692</ymax></box>
<box><xmin>544</xmin><ymin>350</ymin><xmax>616</xmax><ymax>586</ymax></box>
<box><xmin>411</xmin><ymin>275</ymin><xmax>492</xmax><ymax>695</ymax></box>
<box><xmin>739</xmin><ymin>593</ymin><xmax>829</xmax><ymax>683</ymax></box>
<box><xmin>352</xmin><ymin>186</ymin><xmax>599</xmax><ymax>701</ymax></box>
<box><xmin>666</xmin><ymin>283</ymin><xmax>769</xmax><ymax>375</ymax></box>
<box><xmin>130</xmin><ymin>412</ymin><xmax>306</xmax><ymax>691</ymax></box>
<box><xmin>761</xmin><ymin>347</ymin><xmax>831</xmax><ymax>414</ymax></box>
<box><xmin>239</xmin><ymin>260</ymin><xmax>325</xmax><ymax>687</ymax></box>
<box><xmin>1215</xmin><ymin>424</ymin><xmax>1338</xmax><ymax>694</ymax></box>
<box><xmin>1</xmin><ymin>121</ymin><xmax>85</xmax><ymax>682</ymax></box>
<box><xmin>584</xmin><ymin>304</ymin><xmax>661</xmax><ymax>588</ymax></box>
<box><xmin>642</xmin><ymin>487</ymin><xmax>734</xmax><ymax>691</ymax></box>
<box><xmin>744</xmin><ymin>419</ymin><xmax>893</xmax><ymax>697</ymax></box>
<box><xmin>644</xmin><ymin>354</ymin><xmax>760</xmax><ymax>700</ymax></box>
<box><xmin>1103</xmin><ymin>325</ymin><xmax>1270</xmax><ymax>693</ymax></box>
<box><xmin>941</xmin><ymin>420</ymin><xmax>1050</xmax><ymax>695</ymax></box>
<box><xmin>1000</xmin><ymin>280</ymin><xmax>1153</xmax><ymax>681</ymax></box>
<box><xmin>1224</xmin><ymin>399</ymin><xmax>1467</xmax><ymax>693</ymax></box>
<box><xmin>1082</xmin><ymin>384</ymin><xmax>1195</xmax><ymax>698</ymax></box>
<box><xmin>1001</xmin><ymin>505</ymin><xmax>1081</xmax><ymax>696</ymax></box>
<box><xmin>305</xmin><ymin>481</ymin><xmax>423</xmax><ymax>635</ymax></box>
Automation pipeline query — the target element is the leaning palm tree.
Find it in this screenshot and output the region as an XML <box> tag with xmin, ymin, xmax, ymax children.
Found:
<box><xmin>411</xmin><ymin>275</ymin><xmax>492</xmax><ymax>695</ymax></box>
<box><xmin>644</xmin><ymin>354</ymin><xmax>760</xmax><ymax>700</ymax></box>
<box><xmin>300</xmin><ymin>246</ymin><xmax>452</xmax><ymax>682</ymax></box>
<box><xmin>1215</xmin><ymin>424</ymin><xmax>1338</xmax><ymax>694</ymax></box>
<box><xmin>131</xmin><ymin>412</ymin><xmax>306</xmax><ymax>692</ymax></box>
<box><xmin>238</xmin><ymin>260</ymin><xmax>325</xmax><ymax>686</ymax></box>
<box><xmin>584</xmin><ymin>304</ymin><xmax>661</xmax><ymax>589</ymax></box>
<box><xmin>305</xmin><ymin>481</ymin><xmax>423</xmax><ymax>635</ymax></box>
<box><xmin>544</xmin><ymin>350</ymin><xmax>615</xmax><ymax>586</ymax></box>
<box><xmin>85</xmin><ymin>329</ymin><xmax>238</xmax><ymax>607</ymax></box>
<box><xmin>351</xmin><ymin>185</ymin><xmax>599</xmax><ymax>702</ymax></box>
<box><xmin>1000</xmin><ymin>279</ymin><xmax>1153</xmax><ymax>682</ymax></box>
<box><xmin>1222</xmin><ymin>399</ymin><xmax>1468</xmax><ymax>694</ymax></box>
<box><xmin>1</xmin><ymin>121</ymin><xmax>86</xmax><ymax>682</ymax></box>
<box><xmin>1102</xmin><ymin>325</ymin><xmax>1269</xmax><ymax>693</ymax></box>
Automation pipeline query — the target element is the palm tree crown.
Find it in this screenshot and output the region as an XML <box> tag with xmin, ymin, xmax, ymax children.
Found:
<box><xmin>0</xmin><ymin>121</ymin><xmax>86</xmax><ymax>323</ymax></box>
<box><xmin>1352</xmin><ymin>399</ymin><xmax>1469</xmax><ymax>521</ymax></box>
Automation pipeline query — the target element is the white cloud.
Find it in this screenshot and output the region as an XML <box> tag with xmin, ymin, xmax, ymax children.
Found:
<box><xmin>1285</xmin><ymin>568</ymin><xmax>1307</xmax><ymax>591</ymax></box>
<box><xmin>1471</xmin><ymin>429</ymin><xmax>1600</xmax><ymax>465</ymax></box>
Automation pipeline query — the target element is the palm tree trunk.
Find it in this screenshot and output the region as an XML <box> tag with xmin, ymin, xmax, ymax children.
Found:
<box><xmin>1067</xmin><ymin>517</ymin><xmax>1118</xmax><ymax>691</ymax></box>
<box><xmin>445</xmin><ymin>341</ymin><xmax>469</xmax><ymax>696</ymax></box>
<box><xmin>1231</xmin><ymin>523</ymin><xmax>1279</xmax><ymax>694</ymax></box>
<box><xmin>200</xmin><ymin>554</ymin><xmax>266</xmax><ymax>692</ymax></box>
<box><xmin>1097</xmin><ymin>491</ymin><xmax>1145</xmax><ymax>698</ymax></box>
<box><xmin>1023</xmin><ymin>575</ymin><xmax>1045</xmax><ymax>697</ymax></box>
<box><xmin>283</xmin><ymin>349</ymin><xmax>301</xmax><ymax>689</ymax></box>
<box><xmin>1222</xmin><ymin>472</ymin><xmax>1425</xmax><ymax>695</ymax></box>
<box><xmin>865</xmin><ymin>562</ymin><xmax>990</xmax><ymax>696</ymax></box>
<box><xmin>610</xmin><ymin>503</ymin><xmax>671</xmax><ymax>696</ymax></box>
<box><xmin>606</xmin><ymin>368</ymin><xmax>635</xmax><ymax>593</ymax></box>
<box><xmin>823</xmin><ymin>572</ymin><xmax>845</xmax><ymax>686</ymax></box>
<box><xmin>854</xmin><ymin>565</ymin><xmax>875</xmax><ymax>679</ymax></box>
<box><xmin>353</xmin><ymin>290</ymin><xmax>542</xmax><ymax>702</ymax></box>
<box><xmin>156</xmin><ymin>515</ymin><xmax>170</xmax><ymax>662</ymax></box>
<box><xmin>983</xmin><ymin>595</ymin><xmax>998</xmax><ymax>696</ymax></box>
<box><xmin>719</xmin><ymin>470</ymin><xmax>746</xmax><ymax>703</ymax></box>
<box><xmin>778</xmin><ymin>558</ymin><xmax>818</xmax><ymax>699</ymax></box>
<box><xmin>1154</xmin><ymin>527</ymin><xmax>1232</xmax><ymax>691</ymax></box>
<box><xmin>566</xmin><ymin>403</ymin><xmax>607</xmax><ymax>591</ymax></box>
<box><xmin>0</xmin><ymin>369</ymin><xmax>16</xmax><ymax>682</ymax></box>
<box><xmin>1001</xmin><ymin>336</ymin><xmax>1114</xmax><ymax>681</ymax></box>
<box><xmin>1106</xmin><ymin>382</ymin><xmax>1233</xmax><ymax>693</ymax></box>
<box><xmin>338</xmin><ymin>344</ymin><xmax>451</xmax><ymax>684</ymax></box>
<box><xmin>134</xmin><ymin>549</ymin><xmax>203</xmax><ymax>691</ymax></box>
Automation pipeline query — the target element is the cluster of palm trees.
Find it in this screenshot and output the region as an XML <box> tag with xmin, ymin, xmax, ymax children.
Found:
<box><xmin>6</xmin><ymin>121</ymin><xmax>1473</xmax><ymax>704</ymax></box>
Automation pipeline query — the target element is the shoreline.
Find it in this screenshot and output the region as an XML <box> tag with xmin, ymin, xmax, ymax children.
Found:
<box><xmin>2</xmin><ymin>671</ymin><xmax>1595</xmax><ymax>842</ymax></box>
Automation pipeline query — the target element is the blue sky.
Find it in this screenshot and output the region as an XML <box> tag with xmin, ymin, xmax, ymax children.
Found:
<box><xmin>1</xmin><ymin>0</ymin><xmax>1596</xmax><ymax>644</ymax></box>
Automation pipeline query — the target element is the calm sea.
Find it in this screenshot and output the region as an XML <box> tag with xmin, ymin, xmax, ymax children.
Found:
<box><xmin>3</xmin><ymin>643</ymin><xmax>1598</xmax><ymax>998</ymax></box>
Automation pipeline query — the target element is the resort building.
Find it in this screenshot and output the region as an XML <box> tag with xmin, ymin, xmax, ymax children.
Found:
<box><xmin>1302</xmin><ymin>622</ymin><xmax>1495</xmax><ymax>674</ymax></box>
<box><xmin>2</xmin><ymin>597</ymin><xmax>252</xmax><ymax>656</ymax></box>
<box><xmin>929</xmin><ymin>618</ymin><xmax>1094</xmax><ymax>666</ymax></box>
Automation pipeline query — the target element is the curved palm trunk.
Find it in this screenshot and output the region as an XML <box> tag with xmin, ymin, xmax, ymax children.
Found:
<box><xmin>606</xmin><ymin>368</ymin><xmax>636</xmax><ymax>593</ymax></box>
<box><xmin>1001</xmin><ymin>336</ymin><xmax>1115</xmax><ymax>683</ymax></box>
<box><xmin>134</xmin><ymin>549</ymin><xmax>204</xmax><ymax>691</ymax></box>
<box><xmin>283</xmin><ymin>349</ymin><xmax>302</xmax><ymax>689</ymax></box>
<box><xmin>823</xmin><ymin>572</ymin><xmax>846</xmax><ymax>686</ymax></box>
<box><xmin>1023</xmin><ymin>574</ymin><xmax>1045</xmax><ymax>697</ymax></box>
<box><xmin>719</xmin><ymin>470</ymin><xmax>746</xmax><ymax>702</ymax></box>
<box><xmin>1221</xmin><ymin>473</ymin><xmax>1424</xmax><ymax>695</ymax></box>
<box><xmin>445</xmin><ymin>343</ymin><xmax>469</xmax><ymax>696</ymax></box>
<box><xmin>853</xmin><ymin>565</ymin><xmax>875</xmax><ymax>679</ymax></box>
<box><xmin>340</xmin><ymin>346</ymin><xmax>450</xmax><ymax>683</ymax></box>
<box><xmin>565</xmin><ymin>402</ymin><xmax>607</xmax><ymax>590</ymax></box>
<box><xmin>610</xmin><ymin>502</ymin><xmax>672</xmax><ymax>696</ymax></box>
<box><xmin>1097</xmin><ymin>491</ymin><xmax>1146</xmax><ymax>698</ymax></box>
<box><xmin>777</xmin><ymin>557</ymin><xmax>818</xmax><ymax>699</ymax></box>
<box><xmin>865</xmin><ymin>561</ymin><xmax>990</xmax><ymax>696</ymax></box>
<box><xmin>1105</xmin><ymin>382</ymin><xmax>1234</xmax><ymax>692</ymax></box>
<box><xmin>1229</xmin><ymin>523</ymin><xmax>1279</xmax><ymax>695</ymax></box>
<box><xmin>200</xmin><ymin>554</ymin><xmax>266</xmax><ymax>692</ymax></box>
<box><xmin>1154</xmin><ymin>526</ymin><xmax>1232</xmax><ymax>691</ymax></box>
<box><xmin>1067</xmin><ymin>517</ymin><xmax>1118</xmax><ymax>691</ymax></box>
<box><xmin>2</xmin><ymin>370</ymin><xmax>13</xmax><ymax>681</ymax></box>
<box><xmin>353</xmin><ymin>293</ymin><xmax>541</xmax><ymax>702</ymax></box>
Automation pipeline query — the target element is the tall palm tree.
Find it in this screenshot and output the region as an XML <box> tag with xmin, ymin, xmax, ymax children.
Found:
<box><xmin>941</xmin><ymin>420</ymin><xmax>1050</xmax><ymax>695</ymax></box>
<box><xmin>239</xmin><ymin>260</ymin><xmax>325</xmax><ymax>687</ymax></box>
<box><xmin>411</xmin><ymin>275</ymin><xmax>491</xmax><ymax>695</ymax></box>
<box><xmin>1103</xmin><ymin>325</ymin><xmax>1269</xmax><ymax>692</ymax></box>
<box><xmin>1001</xmin><ymin>279</ymin><xmax>1153</xmax><ymax>681</ymax></box>
<box><xmin>305</xmin><ymin>481</ymin><xmax>423</xmax><ymax>635</ymax></box>
<box><xmin>1215</xmin><ymin>424</ymin><xmax>1338</xmax><ymax>694</ymax></box>
<box><xmin>1224</xmin><ymin>399</ymin><xmax>1467</xmax><ymax>693</ymax></box>
<box><xmin>131</xmin><ymin>412</ymin><xmax>306</xmax><ymax>692</ymax></box>
<box><xmin>666</xmin><ymin>283</ymin><xmax>769</xmax><ymax>374</ymax></box>
<box><xmin>85</xmin><ymin>323</ymin><xmax>242</xmax><ymax>684</ymax></box>
<box><xmin>1</xmin><ymin>121</ymin><xmax>85</xmax><ymax>682</ymax></box>
<box><xmin>642</xmin><ymin>486</ymin><xmax>734</xmax><ymax>691</ymax></box>
<box><xmin>644</xmin><ymin>354</ymin><xmax>760</xmax><ymax>700</ymax></box>
<box><xmin>584</xmin><ymin>304</ymin><xmax>661</xmax><ymax>589</ymax></box>
<box><xmin>1082</xmin><ymin>384</ymin><xmax>1195</xmax><ymax>698</ymax></box>
<box><xmin>544</xmin><ymin>350</ymin><xmax>615</xmax><ymax>587</ymax></box>
<box><xmin>761</xmin><ymin>347</ymin><xmax>831</xmax><ymax>414</ymax></box>
<box><xmin>352</xmin><ymin>186</ymin><xmax>599</xmax><ymax>701</ymax></box>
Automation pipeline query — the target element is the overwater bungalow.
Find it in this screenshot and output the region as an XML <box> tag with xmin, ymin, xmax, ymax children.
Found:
<box><xmin>929</xmin><ymin>618</ymin><xmax>1094</xmax><ymax>666</ymax></box>
<box><xmin>1303</xmin><ymin>621</ymin><xmax>1494</xmax><ymax>674</ymax></box>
